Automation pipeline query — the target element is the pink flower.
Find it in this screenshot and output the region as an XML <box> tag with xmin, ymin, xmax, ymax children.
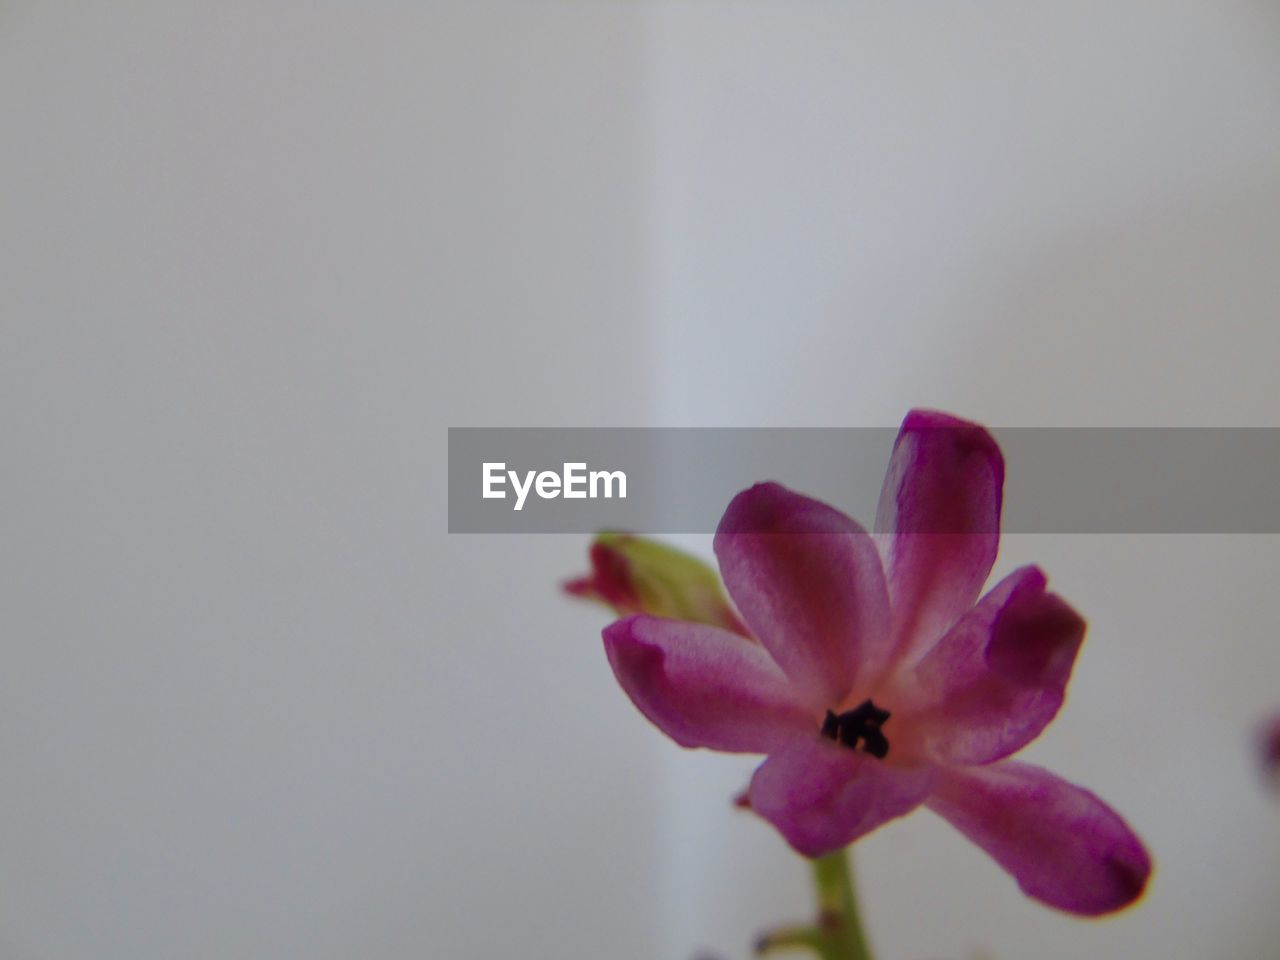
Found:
<box><xmin>595</xmin><ymin>411</ymin><xmax>1150</xmax><ymax>916</ymax></box>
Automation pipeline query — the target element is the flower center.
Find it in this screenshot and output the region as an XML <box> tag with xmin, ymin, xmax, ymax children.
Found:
<box><xmin>821</xmin><ymin>700</ymin><xmax>891</xmax><ymax>759</ymax></box>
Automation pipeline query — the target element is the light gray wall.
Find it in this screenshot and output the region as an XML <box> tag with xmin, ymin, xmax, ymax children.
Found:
<box><xmin>3</xmin><ymin>5</ymin><xmax>658</xmax><ymax>959</ymax></box>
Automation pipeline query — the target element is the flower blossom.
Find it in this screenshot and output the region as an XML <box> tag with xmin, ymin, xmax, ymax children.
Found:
<box><xmin>572</xmin><ymin>411</ymin><xmax>1151</xmax><ymax>916</ymax></box>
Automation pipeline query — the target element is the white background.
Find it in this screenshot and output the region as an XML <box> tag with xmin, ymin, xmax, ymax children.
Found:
<box><xmin>3</xmin><ymin>3</ymin><xmax>1279</xmax><ymax>958</ymax></box>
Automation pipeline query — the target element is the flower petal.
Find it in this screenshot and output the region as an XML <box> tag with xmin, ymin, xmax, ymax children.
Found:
<box><xmin>602</xmin><ymin>615</ymin><xmax>815</xmax><ymax>754</ymax></box>
<box><xmin>1259</xmin><ymin>711</ymin><xmax>1280</xmax><ymax>784</ymax></box>
<box><xmin>899</xmin><ymin>566</ymin><xmax>1085</xmax><ymax>765</ymax></box>
<box><xmin>566</xmin><ymin>533</ymin><xmax>749</xmax><ymax>636</ymax></box>
<box><xmin>926</xmin><ymin>761</ymin><xmax>1151</xmax><ymax>916</ymax></box>
<box><xmin>748</xmin><ymin>736</ymin><xmax>937</xmax><ymax>857</ymax></box>
<box><xmin>714</xmin><ymin>483</ymin><xmax>893</xmax><ymax>707</ymax></box>
<box><xmin>875</xmin><ymin>410</ymin><xmax>1004</xmax><ymax>661</ymax></box>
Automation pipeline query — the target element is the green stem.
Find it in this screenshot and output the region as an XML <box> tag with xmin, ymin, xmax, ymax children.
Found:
<box><xmin>756</xmin><ymin>848</ymin><xmax>873</xmax><ymax>960</ymax></box>
<box><xmin>810</xmin><ymin>849</ymin><xmax>872</xmax><ymax>960</ymax></box>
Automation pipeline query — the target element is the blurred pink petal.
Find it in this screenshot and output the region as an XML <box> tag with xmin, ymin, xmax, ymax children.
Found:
<box><xmin>1259</xmin><ymin>712</ymin><xmax>1280</xmax><ymax>783</ymax></box>
<box><xmin>875</xmin><ymin>410</ymin><xmax>1004</xmax><ymax>663</ymax></box>
<box><xmin>747</xmin><ymin>735</ymin><xmax>937</xmax><ymax>857</ymax></box>
<box><xmin>898</xmin><ymin>565</ymin><xmax>1085</xmax><ymax>765</ymax></box>
<box><xmin>603</xmin><ymin>615</ymin><xmax>815</xmax><ymax>754</ymax></box>
<box><xmin>715</xmin><ymin>483</ymin><xmax>893</xmax><ymax>706</ymax></box>
<box><xmin>927</xmin><ymin>761</ymin><xmax>1151</xmax><ymax>915</ymax></box>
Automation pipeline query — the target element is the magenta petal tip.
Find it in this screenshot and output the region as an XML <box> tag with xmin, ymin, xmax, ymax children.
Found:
<box><xmin>927</xmin><ymin>762</ymin><xmax>1152</xmax><ymax>916</ymax></box>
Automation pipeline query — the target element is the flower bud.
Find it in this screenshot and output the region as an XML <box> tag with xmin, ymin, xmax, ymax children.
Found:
<box><xmin>564</xmin><ymin>532</ymin><xmax>747</xmax><ymax>635</ymax></box>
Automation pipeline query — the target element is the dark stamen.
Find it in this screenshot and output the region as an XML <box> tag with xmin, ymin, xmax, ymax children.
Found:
<box><xmin>821</xmin><ymin>699</ymin><xmax>891</xmax><ymax>759</ymax></box>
